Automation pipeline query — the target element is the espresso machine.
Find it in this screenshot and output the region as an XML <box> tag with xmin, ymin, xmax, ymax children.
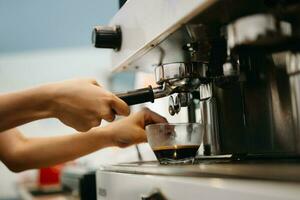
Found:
<box><xmin>92</xmin><ymin>0</ymin><xmax>300</xmax><ymax>199</ymax></box>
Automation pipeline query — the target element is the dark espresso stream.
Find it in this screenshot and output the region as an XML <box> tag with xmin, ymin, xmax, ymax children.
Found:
<box><xmin>153</xmin><ymin>145</ymin><xmax>200</xmax><ymax>161</ymax></box>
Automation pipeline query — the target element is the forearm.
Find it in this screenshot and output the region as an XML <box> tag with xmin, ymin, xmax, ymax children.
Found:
<box><xmin>12</xmin><ymin>128</ymin><xmax>114</xmax><ymax>170</ymax></box>
<box><xmin>0</xmin><ymin>85</ymin><xmax>54</xmax><ymax>132</ymax></box>
<box><xmin>0</xmin><ymin>108</ymin><xmax>165</xmax><ymax>172</ymax></box>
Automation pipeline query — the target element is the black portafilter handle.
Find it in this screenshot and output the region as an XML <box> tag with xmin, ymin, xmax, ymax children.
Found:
<box><xmin>116</xmin><ymin>85</ymin><xmax>155</xmax><ymax>106</ymax></box>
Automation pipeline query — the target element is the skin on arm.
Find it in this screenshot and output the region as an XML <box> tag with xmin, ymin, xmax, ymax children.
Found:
<box><xmin>0</xmin><ymin>78</ymin><xmax>129</xmax><ymax>132</ymax></box>
<box><xmin>0</xmin><ymin>128</ymin><xmax>113</xmax><ymax>172</ymax></box>
<box><xmin>0</xmin><ymin>86</ymin><xmax>54</xmax><ymax>132</ymax></box>
<box><xmin>0</xmin><ymin>108</ymin><xmax>167</xmax><ymax>172</ymax></box>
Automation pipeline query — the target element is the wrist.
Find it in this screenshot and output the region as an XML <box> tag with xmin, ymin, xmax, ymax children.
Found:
<box><xmin>98</xmin><ymin>126</ymin><xmax>117</xmax><ymax>147</ymax></box>
<box><xmin>30</xmin><ymin>84</ymin><xmax>58</xmax><ymax>118</ymax></box>
<box><xmin>39</xmin><ymin>83</ymin><xmax>62</xmax><ymax>118</ymax></box>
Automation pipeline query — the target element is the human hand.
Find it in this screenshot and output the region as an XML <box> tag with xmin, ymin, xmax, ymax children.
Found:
<box><xmin>49</xmin><ymin>78</ymin><xmax>129</xmax><ymax>131</ymax></box>
<box><xmin>104</xmin><ymin>108</ymin><xmax>167</xmax><ymax>148</ymax></box>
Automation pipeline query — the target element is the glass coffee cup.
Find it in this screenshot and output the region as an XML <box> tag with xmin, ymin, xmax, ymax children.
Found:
<box><xmin>146</xmin><ymin>123</ymin><xmax>204</xmax><ymax>164</ymax></box>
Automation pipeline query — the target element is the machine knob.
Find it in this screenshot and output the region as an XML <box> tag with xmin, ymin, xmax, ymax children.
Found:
<box><xmin>92</xmin><ymin>25</ymin><xmax>122</xmax><ymax>50</ymax></box>
<box><xmin>141</xmin><ymin>189</ymin><xmax>167</xmax><ymax>200</ymax></box>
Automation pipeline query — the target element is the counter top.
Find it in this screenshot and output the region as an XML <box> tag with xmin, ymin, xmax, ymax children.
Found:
<box><xmin>99</xmin><ymin>156</ymin><xmax>300</xmax><ymax>182</ymax></box>
<box><xmin>18</xmin><ymin>184</ymin><xmax>70</xmax><ymax>200</ymax></box>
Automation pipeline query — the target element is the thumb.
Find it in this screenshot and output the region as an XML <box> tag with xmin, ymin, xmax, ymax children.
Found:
<box><xmin>85</xmin><ymin>78</ymin><xmax>101</xmax><ymax>87</ymax></box>
<box><xmin>141</xmin><ymin>108</ymin><xmax>168</xmax><ymax>127</ymax></box>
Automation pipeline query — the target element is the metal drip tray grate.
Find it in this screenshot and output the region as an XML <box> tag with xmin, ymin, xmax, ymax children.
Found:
<box><xmin>99</xmin><ymin>156</ymin><xmax>300</xmax><ymax>182</ymax></box>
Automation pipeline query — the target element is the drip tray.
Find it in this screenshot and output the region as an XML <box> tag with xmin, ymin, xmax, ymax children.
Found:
<box><xmin>99</xmin><ymin>156</ymin><xmax>300</xmax><ymax>183</ymax></box>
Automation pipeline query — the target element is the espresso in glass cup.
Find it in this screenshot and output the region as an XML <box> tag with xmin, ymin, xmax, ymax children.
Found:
<box><xmin>146</xmin><ymin>123</ymin><xmax>203</xmax><ymax>164</ymax></box>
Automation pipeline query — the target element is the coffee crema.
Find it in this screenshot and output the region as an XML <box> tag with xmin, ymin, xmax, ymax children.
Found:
<box><xmin>153</xmin><ymin>144</ymin><xmax>200</xmax><ymax>162</ymax></box>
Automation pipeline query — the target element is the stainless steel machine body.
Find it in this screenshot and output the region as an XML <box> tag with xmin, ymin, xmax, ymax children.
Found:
<box><xmin>93</xmin><ymin>0</ymin><xmax>300</xmax><ymax>157</ymax></box>
<box><xmin>92</xmin><ymin>1</ymin><xmax>300</xmax><ymax>199</ymax></box>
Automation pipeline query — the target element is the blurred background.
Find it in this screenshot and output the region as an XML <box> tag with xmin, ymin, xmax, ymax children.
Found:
<box><xmin>0</xmin><ymin>0</ymin><xmax>120</xmax><ymax>198</ymax></box>
<box><xmin>0</xmin><ymin>0</ymin><xmax>186</xmax><ymax>199</ymax></box>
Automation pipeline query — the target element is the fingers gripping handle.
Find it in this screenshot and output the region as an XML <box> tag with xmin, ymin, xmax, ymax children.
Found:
<box><xmin>116</xmin><ymin>86</ymin><xmax>155</xmax><ymax>106</ymax></box>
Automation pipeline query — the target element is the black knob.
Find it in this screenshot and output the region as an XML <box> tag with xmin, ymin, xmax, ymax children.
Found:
<box><xmin>92</xmin><ymin>25</ymin><xmax>122</xmax><ymax>51</ymax></box>
<box><xmin>141</xmin><ymin>189</ymin><xmax>167</xmax><ymax>200</ymax></box>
